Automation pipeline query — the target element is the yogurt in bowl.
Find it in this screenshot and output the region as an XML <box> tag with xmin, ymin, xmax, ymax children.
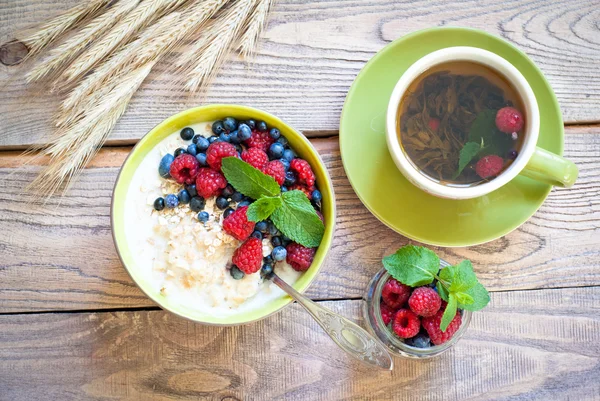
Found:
<box><xmin>112</xmin><ymin>105</ymin><xmax>335</xmax><ymax>325</ymax></box>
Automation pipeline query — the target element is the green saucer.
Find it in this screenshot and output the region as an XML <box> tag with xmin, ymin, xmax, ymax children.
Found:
<box><xmin>339</xmin><ymin>27</ymin><xmax>563</xmax><ymax>247</ymax></box>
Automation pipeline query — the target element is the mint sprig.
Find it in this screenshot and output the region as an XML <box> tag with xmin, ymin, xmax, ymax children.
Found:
<box><xmin>382</xmin><ymin>245</ymin><xmax>490</xmax><ymax>332</ymax></box>
<box><xmin>221</xmin><ymin>157</ymin><xmax>324</xmax><ymax>248</ymax></box>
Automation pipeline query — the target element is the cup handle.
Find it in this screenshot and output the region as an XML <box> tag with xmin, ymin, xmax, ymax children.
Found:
<box><xmin>520</xmin><ymin>147</ymin><xmax>578</xmax><ymax>188</ymax></box>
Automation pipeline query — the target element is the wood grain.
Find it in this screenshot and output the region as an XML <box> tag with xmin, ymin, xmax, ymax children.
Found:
<box><xmin>1</xmin><ymin>128</ymin><xmax>599</xmax><ymax>313</ymax></box>
<box><xmin>1</xmin><ymin>288</ymin><xmax>599</xmax><ymax>401</ymax></box>
<box><xmin>1</xmin><ymin>0</ymin><xmax>600</xmax><ymax>149</ymax></box>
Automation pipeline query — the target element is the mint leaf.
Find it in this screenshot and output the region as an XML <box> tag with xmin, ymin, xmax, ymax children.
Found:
<box><xmin>440</xmin><ymin>293</ymin><xmax>458</xmax><ymax>332</ymax></box>
<box><xmin>382</xmin><ymin>245</ymin><xmax>439</xmax><ymax>287</ymax></box>
<box><xmin>247</xmin><ymin>196</ymin><xmax>282</xmax><ymax>222</ymax></box>
<box><xmin>436</xmin><ymin>281</ymin><xmax>449</xmax><ymax>301</ymax></box>
<box><xmin>270</xmin><ymin>190</ymin><xmax>324</xmax><ymax>248</ymax></box>
<box><xmin>454</xmin><ymin>292</ymin><xmax>474</xmax><ymax>305</ymax></box>
<box><xmin>453</xmin><ymin>141</ymin><xmax>481</xmax><ymax>179</ymax></box>
<box><xmin>440</xmin><ymin>260</ymin><xmax>478</xmax><ymax>293</ymax></box>
<box><xmin>221</xmin><ymin>157</ymin><xmax>280</xmax><ymax>200</ymax></box>
<box><xmin>458</xmin><ymin>282</ymin><xmax>490</xmax><ymax>311</ymax></box>
<box><xmin>468</xmin><ymin>109</ymin><xmax>513</xmax><ymax>157</ymax></box>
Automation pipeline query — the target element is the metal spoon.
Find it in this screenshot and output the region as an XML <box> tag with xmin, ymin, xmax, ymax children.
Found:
<box><xmin>269</xmin><ymin>273</ymin><xmax>394</xmax><ymax>370</ymax></box>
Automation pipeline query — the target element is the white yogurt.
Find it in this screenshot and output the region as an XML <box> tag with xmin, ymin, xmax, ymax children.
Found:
<box><xmin>124</xmin><ymin>122</ymin><xmax>301</xmax><ymax>317</ymax></box>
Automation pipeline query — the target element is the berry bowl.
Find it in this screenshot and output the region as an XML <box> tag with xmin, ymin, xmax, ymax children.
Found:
<box><xmin>111</xmin><ymin>104</ymin><xmax>335</xmax><ymax>326</ymax></box>
<box><xmin>363</xmin><ymin>260</ymin><xmax>472</xmax><ymax>358</ymax></box>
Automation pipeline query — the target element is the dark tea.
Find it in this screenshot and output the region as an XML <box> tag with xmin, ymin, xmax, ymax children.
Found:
<box><xmin>397</xmin><ymin>61</ymin><xmax>525</xmax><ymax>186</ymax></box>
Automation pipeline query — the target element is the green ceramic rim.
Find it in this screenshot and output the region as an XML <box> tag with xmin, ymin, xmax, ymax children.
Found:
<box><xmin>111</xmin><ymin>105</ymin><xmax>336</xmax><ymax>326</ymax></box>
<box><xmin>340</xmin><ymin>27</ymin><xmax>564</xmax><ymax>247</ymax></box>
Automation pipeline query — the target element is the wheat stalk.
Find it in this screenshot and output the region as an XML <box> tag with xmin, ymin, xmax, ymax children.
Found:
<box><xmin>26</xmin><ymin>0</ymin><xmax>140</xmax><ymax>83</ymax></box>
<box><xmin>61</xmin><ymin>0</ymin><xmax>191</xmax><ymax>85</ymax></box>
<box><xmin>238</xmin><ymin>0</ymin><xmax>275</xmax><ymax>58</ymax></box>
<box><xmin>59</xmin><ymin>0</ymin><xmax>229</xmax><ymax>119</ymax></box>
<box><xmin>30</xmin><ymin>63</ymin><xmax>154</xmax><ymax>198</ymax></box>
<box><xmin>177</xmin><ymin>0</ymin><xmax>259</xmax><ymax>92</ymax></box>
<box><xmin>17</xmin><ymin>0</ymin><xmax>112</xmax><ymax>60</ymax></box>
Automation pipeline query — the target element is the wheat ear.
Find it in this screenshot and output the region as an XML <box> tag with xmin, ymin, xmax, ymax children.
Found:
<box><xmin>238</xmin><ymin>0</ymin><xmax>276</xmax><ymax>58</ymax></box>
<box><xmin>177</xmin><ymin>0</ymin><xmax>259</xmax><ymax>92</ymax></box>
<box><xmin>59</xmin><ymin>0</ymin><xmax>228</xmax><ymax>118</ymax></box>
<box><xmin>61</xmin><ymin>0</ymin><xmax>191</xmax><ymax>85</ymax></box>
<box><xmin>26</xmin><ymin>0</ymin><xmax>141</xmax><ymax>83</ymax></box>
<box><xmin>17</xmin><ymin>0</ymin><xmax>112</xmax><ymax>61</ymax></box>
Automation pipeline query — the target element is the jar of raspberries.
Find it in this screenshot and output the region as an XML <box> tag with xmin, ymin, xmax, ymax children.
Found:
<box><xmin>363</xmin><ymin>259</ymin><xmax>473</xmax><ymax>359</ymax></box>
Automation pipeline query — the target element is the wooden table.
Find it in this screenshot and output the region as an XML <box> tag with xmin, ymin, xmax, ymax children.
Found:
<box><xmin>1</xmin><ymin>1</ymin><xmax>599</xmax><ymax>400</ymax></box>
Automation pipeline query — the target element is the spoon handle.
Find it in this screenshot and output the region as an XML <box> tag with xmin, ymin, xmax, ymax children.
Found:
<box><xmin>272</xmin><ymin>274</ymin><xmax>393</xmax><ymax>371</ymax></box>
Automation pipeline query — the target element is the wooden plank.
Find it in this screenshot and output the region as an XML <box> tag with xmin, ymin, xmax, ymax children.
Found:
<box><xmin>1</xmin><ymin>0</ymin><xmax>600</xmax><ymax>149</ymax></box>
<box><xmin>1</xmin><ymin>288</ymin><xmax>599</xmax><ymax>401</ymax></box>
<box><xmin>0</xmin><ymin>128</ymin><xmax>599</xmax><ymax>312</ymax></box>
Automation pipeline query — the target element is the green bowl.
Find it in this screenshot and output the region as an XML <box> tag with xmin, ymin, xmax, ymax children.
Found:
<box><xmin>111</xmin><ymin>105</ymin><xmax>336</xmax><ymax>325</ymax></box>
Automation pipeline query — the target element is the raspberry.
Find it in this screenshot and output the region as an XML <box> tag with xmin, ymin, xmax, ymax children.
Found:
<box><xmin>286</xmin><ymin>242</ymin><xmax>316</xmax><ymax>271</ymax></box>
<box><xmin>495</xmin><ymin>106</ymin><xmax>524</xmax><ymax>134</ymax></box>
<box><xmin>380</xmin><ymin>303</ymin><xmax>397</xmax><ymax>325</ymax></box>
<box><xmin>222</xmin><ymin>206</ymin><xmax>255</xmax><ymax>241</ymax></box>
<box><xmin>392</xmin><ymin>309</ymin><xmax>420</xmax><ymax>339</ymax></box>
<box><xmin>244</xmin><ymin>129</ymin><xmax>274</xmax><ymax>152</ymax></box>
<box><xmin>195</xmin><ymin>167</ymin><xmax>227</xmax><ymax>198</ymax></box>
<box><xmin>381</xmin><ymin>278</ymin><xmax>411</xmax><ymax>309</ymax></box>
<box><xmin>289</xmin><ymin>184</ymin><xmax>314</xmax><ymax>200</ymax></box>
<box><xmin>475</xmin><ymin>155</ymin><xmax>504</xmax><ymax>179</ymax></box>
<box><xmin>206</xmin><ymin>141</ymin><xmax>237</xmax><ymax>171</ymax></box>
<box><xmin>428</xmin><ymin>118</ymin><xmax>440</xmax><ymax>132</ymax></box>
<box><xmin>232</xmin><ymin>237</ymin><xmax>263</xmax><ymax>274</ymax></box>
<box><xmin>241</xmin><ymin>147</ymin><xmax>268</xmax><ymax>170</ymax></box>
<box><xmin>169</xmin><ymin>154</ymin><xmax>199</xmax><ymax>185</ymax></box>
<box><xmin>262</xmin><ymin>160</ymin><xmax>286</xmax><ymax>185</ymax></box>
<box><xmin>422</xmin><ymin>308</ymin><xmax>462</xmax><ymax>345</ymax></box>
<box><xmin>290</xmin><ymin>159</ymin><xmax>315</xmax><ymax>187</ymax></box>
<box><xmin>408</xmin><ymin>287</ymin><xmax>442</xmax><ymax>317</ymax></box>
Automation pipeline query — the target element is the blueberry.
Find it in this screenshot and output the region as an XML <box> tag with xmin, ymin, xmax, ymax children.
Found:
<box><xmin>245</xmin><ymin>119</ymin><xmax>257</xmax><ymax>130</ymax></box>
<box><xmin>229</xmin><ymin>130</ymin><xmax>241</xmax><ymax>144</ymax></box>
<box><xmin>178</xmin><ymin>189</ymin><xmax>191</xmax><ymax>204</ymax></box>
<box><xmin>186</xmin><ymin>184</ymin><xmax>197</xmax><ymax>198</ymax></box>
<box><xmin>196</xmin><ymin>153</ymin><xmax>208</xmax><ymax>166</ymax></box>
<box><xmin>261</xmin><ymin>263</ymin><xmax>274</xmax><ymax>279</ymax></box>
<box><xmin>223</xmin><ymin>117</ymin><xmax>238</xmax><ymax>132</ymax></box>
<box><xmin>312</xmin><ymin>189</ymin><xmax>322</xmax><ymax>203</ymax></box>
<box><xmin>195</xmin><ymin>136</ymin><xmax>210</xmax><ymax>151</ymax></box>
<box><xmin>282</xmin><ymin>236</ymin><xmax>291</xmax><ymax>246</ymax></box>
<box><xmin>215</xmin><ymin>196</ymin><xmax>229</xmax><ymax>210</ymax></box>
<box><xmin>208</xmin><ymin>135</ymin><xmax>219</xmax><ymax>144</ymax></box>
<box><xmin>268</xmin><ymin>222</ymin><xmax>279</xmax><ymax>236</ymax></box>
<box><xmin>281</xmin><ymin>186</ymin><xmax>288</xmax><ymax>192</ymax></box>
<box><xmin>405</xmin><ymin>333</ymin><xmax>431</xmax><ymax>349</ymax></box>
<box><xmin>284</xmin><ymin>171</ymin><xmax>296</xmax><ymax>186</ymax></box>
<box><xmin>158</xmin><ymin>154</ymin><xmax>174</xmax><ymax>178</ymax></box>
<box><xmin>238</xmin><ymin>200</ymin><xmax>250</xmax><ymax>207</ymax></box>
<box><xmin>257</xmin><ymin>121</ymin><xmax>268</xmax><ymax>132</ymax></box>
<box><xmin>237</xmin><ymin>123</ymin><xmax>252</xmax><ymax>141</ymax></box>
<box><xmin>197</xmin><ymin>211</ymin><xmax>209</xmax><ymax>223</ymax></box>
<box><xmin>153</xmin><ymin>197</ymin><xmax>165</xmax><ymax>211</ymax></box>
<box><xmin>271</xmin><ymin>236</ymin><xmax>282</xmax><ymax>247</ymax></box>
<box><xmin>277</xmin><ymin>136</ymin><xmax>289</xmax><ymax>147</ymax></box>
<box><xmin>272</xmin><ymin>246</ymin><xmax>287</xmax><ymax>261</ymax></box>
<box><xmin>223</xmin><ymin>207</ymin><xmax>235</xmax><ymax>218</ymax></box>
<box><xmin>190</xmin><ymin>196</ymin><xmax>205</xmax><ymax>212</ymax></box>
<box><xmin>508</xmin><ymin>149</ymin><xmax>518</xmax><ymax>160</ymax></box>
<box><xmin>268</xmin><ymin>142</ymin><xmax>285</xmax><ymax>160</ymax></box>
<box><xmin>221</xmin><ymin>184</ymin><xmax>234</xmax><ymax>198</ymax></box>
<box><xmin>269</xmin><ymin>128</ymin><xmax>281</xmax><ymax>140</ymax></box>
<box><xmin>218</xmin><ymin>133</ymin><xmax>230</xmax><ymax>143</ymax></box>
<box><xmin>263</xmin><ymin>255</ymin><xmax>273</xmax><ymax>264</ymax></box>
<box><xmin>180</xmin><ymin>127</ymin><xmax>194</xmax><ymax>141</ymax></box>
<box><xmin>230</xmin><ymin>265</ymin><xmax>245</xmax><ymax>280</ymax></box>
<box><xmin>174</xmin><ymin>147</ymin><xmax>187</xmax><ymax>158</ymax></box>
<box><xmin>251</xmin><ymin>230</ymin><xmax>263</xmax><ymax>240</ymax></box>
<box><xmin>212</xmin><ymin>120</ymin><xmax>226</xmax><ymax>135</ymax></box>
<box><xmin>279</xmin><ymin>158</ymin><xmax>290</xmax><ymax>171</ymax></box>
<box><xmin>235</xmin><ymin>144</ymin><xmax>243</xmax><ymax>154</ymax></box>
<box><xmin>165</xmin><ymin>194</ymin><xmax>179</xmax><ymax>209</ymax></box>
<box><xmin>231</xmin><ymin>191</ymin><xmax>244</xmax><ymax>202</ymax></box>
<box><xmin>186</xmin><ymin>143</ymin><xmax>198</xmax><ymax>156</ymax></box>
<box><xmin>255</xmin><ymin>221</ymin><xmax>268</xmax><ymax>233</ymax></box>
<box><xmin>282</xmin><ymin>149</ymin><xmax>295</xmax><ymax>162</ymax></box>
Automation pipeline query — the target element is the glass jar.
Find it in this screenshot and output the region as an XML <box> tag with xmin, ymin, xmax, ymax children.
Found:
<box><xmin>362</xmin><ymin>260</ymin><xmax>472</xmax><ymax>358</ymax></box>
